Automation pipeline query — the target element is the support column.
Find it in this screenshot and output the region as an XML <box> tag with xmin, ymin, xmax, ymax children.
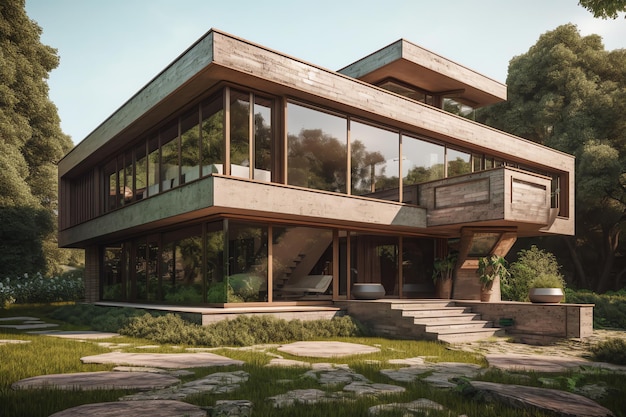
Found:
<box><xmin>83</xmin><ymin>245</ymin><xmax>100</xmax><ymax>302</ymax></box>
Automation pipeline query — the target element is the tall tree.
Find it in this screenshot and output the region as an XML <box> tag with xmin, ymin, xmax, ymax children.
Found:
<box><xmin>0</xmin><ymin>0</ymin><xmax>74</xmax><ymax>276</ymax></box>
<box><xmin>477</xmin><ymin>24</ymin><xmax>626</xmax><ymax>292</ymax></box>
<box><xmin>578</xmin><ymin>0</ymin><xmax>626</xmax><ymax>19</ymax></box>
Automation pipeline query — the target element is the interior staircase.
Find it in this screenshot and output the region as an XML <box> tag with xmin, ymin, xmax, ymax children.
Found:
<box><xmin>342</xmin><ymin>300</ymin><xmax>505</xmax><ymax>343</ymax></box>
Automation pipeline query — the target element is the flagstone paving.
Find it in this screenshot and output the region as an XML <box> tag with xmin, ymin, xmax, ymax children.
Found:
<box><xmin>277</xmin><ymin>340</ymin><xmax>380</xmax><ymax>357</ymax></box>
<box><xmin>48</xmin><ymin>399</ymin><xmax>207</xmax><ymax>417</ymax></box>
<box><xmin>81</xmin><ymin>351</ymin><xmax>244</xmax><ymax>368</ymax></box>
<box><xmin>12</xmin><ymin>371</ymin><xmax>180</xmax><ymax>390</ymax></box>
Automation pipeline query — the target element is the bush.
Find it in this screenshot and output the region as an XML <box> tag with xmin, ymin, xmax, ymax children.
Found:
<box><xmin>0</xmin><ymin>272</ymin><xmax>84</xmax><ymax>308</ymax></box>
<box><xmin>119</xmin><ymin>313</ymin><xmax>365</xmax><ymax>347</ymax></box>
<box><xmin>565</xmin><ymin>289</ymin><xmax>626</xmax><ymax>329</ymax></box>
<box><xmin>503</xmin><ymin>245</ymin><xmax>563</xmax><ymax>301</ymax></box>
<box><xmin>590</xmin><ymin>338</ymin><xmax>626</xmax><ymax>365</ymax></box>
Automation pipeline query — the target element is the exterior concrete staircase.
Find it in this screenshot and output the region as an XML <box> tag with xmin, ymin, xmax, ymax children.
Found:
<box><xmin>342</xmin><ymin>300</ymin><xmax>505</xmax><ymax>343</ymax></box>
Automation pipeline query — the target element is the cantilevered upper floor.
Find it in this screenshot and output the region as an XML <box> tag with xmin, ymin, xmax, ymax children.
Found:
<box><xmin>58</xmin><ymin>29</ymin><xmax>574</xmax><ymax>248</ymax></box>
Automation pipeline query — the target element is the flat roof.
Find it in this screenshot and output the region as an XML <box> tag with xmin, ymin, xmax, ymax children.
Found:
<box><xmin>339</xmin><ymin>39</ymin><xmax>507</xmax><ymax>108</ymax></box>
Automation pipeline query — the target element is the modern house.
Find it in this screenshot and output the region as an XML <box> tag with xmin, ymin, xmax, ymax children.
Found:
<box><xmin>58</xmin><ymin>29</ymin><xmax>575</xmax><ymax>317</ymax></box>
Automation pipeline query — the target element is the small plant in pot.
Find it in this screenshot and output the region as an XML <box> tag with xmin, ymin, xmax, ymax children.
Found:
<box><xmin>477</xmin><ymin>255</ymin><xmax>510</xmax><ymax>302</ymax></box>
<box><xmin>432</xmin><ymin>253</ymin><xmax>457</xmax><ymax>299</ymax></box>
<box><xmin>528</xmin><ymin>272</ymin><xmax>565</xmax><ymax>303</ymax></box>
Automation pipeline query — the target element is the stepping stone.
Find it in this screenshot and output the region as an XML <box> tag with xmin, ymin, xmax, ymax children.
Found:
<box><xmin>486</xmin><ymin>353</ymin><xmax>591</xmax><ymax>372</ymax></box>
<box><xmin>0</xmin><ymin>323</ymin><xmax>59</xmax><ymax>330</ymax></box>
<box><xmin>121</xmin><ymin>371</ymin><xmax>249</xmax><ymax>401</ymax></box>
<box><xmin>0</xmin><ymin>316</ymin><xmax>39</xmax><ymax>322</ymax></box>
<box><xmin>369</xmin><ymin>399</ymin><xmax>446</xmax><ymax>415</ymax></box>
<box><xmin>469</xmin><ymin>381</ymin><xmax>614</xmax><ymax>417</ymax></box>
<box><xmin>35</xmin><ymin>330</ymin><xmax>120</xmax><ymax>339</ymax></box>
<box><xmin>266</xmin><ymin>358</ymin><xmax>310</xmax><ymax>367</ymax></box>
<box><xmin>209</xmin><ymin>400</ymin><xmax>253</xmax><ymax>417</ymax></box>
<box><xmin>11</xmin><ymin>371</ymin><xmax>179</xmax><ymax>390</ymax></box>
<box><xmin>81</xmin><ymin>351</ymin><xmax>243</xmax><ymax>368</ymax></box>
<box><xmin>305</xmin><ymin>368</ymin><xmax>369</xmax><ymax>385</ymax></box>
<box><xmin>113</xmin><ymin>366</ymin><xmax>195</xmax><ymax>377</ymax></box>
<box><xmin>343</xmin><ymin>381</ymin><xmax>405</xmax><ymax>395</ymax></box>
<box><xmin>267</xmin><ymin>388</ymin><xmax>343</xmax><ymax>408</ymax></box>
<box><xmin>49</xmin><ymin>399</ymin><xmax>206</xmax><ymax>417</ymax></box>
<box><xmin>0</xmin><ymin>339</ymin><xmax>30</xmax><ymax>345</ymax></box>
<box><xmin>278</xmin><ymin>341</ymin><xmax>380</xmax><ymax>358</ymax></box>
<box><xmin>381</xmin><ymin>362</ymin><xmax>483</xmax><ymax>387</ymax></box>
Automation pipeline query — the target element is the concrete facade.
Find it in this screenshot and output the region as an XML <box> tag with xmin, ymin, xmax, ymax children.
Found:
<box><xmin>58</xmin><ymin>29</ymin><xmax>577</xmax><ymax>313</ymax></box>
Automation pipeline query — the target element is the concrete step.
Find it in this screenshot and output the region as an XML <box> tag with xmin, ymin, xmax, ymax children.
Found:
<box><xmin>422</xmin><ymin>320</ymin><xmax>493</xmax><ymax>333</ymax></box>
<box><xmin>400</xmin><ymin>307</ymin><xmax>473</xmax><ymax>318</ymax></box>
<box><xmin>412</xmin><ymin>314</ymin><xmax>483</xmax><ymax>324</ymax></box>
<box><xmin>434</xmin><ymin>327</ymin><xmax>505</xmax><ymax>343</ymax></box>
<box><xmin>390</xmin><ymin>301</ymin><xmax>456</xmax><ymax>310</ymax></box>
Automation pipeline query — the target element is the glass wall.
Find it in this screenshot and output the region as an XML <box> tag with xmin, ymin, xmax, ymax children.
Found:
<box><xmin>254</xmin><ymin>96</ymin><xmax>272</xmax><ymax>181</ymax></box>
<box><xmin>402</xmin><ymin>135</ymin><xmax>445</xmax><ymax>186</ymax></box>
<box><xmin>230</xmin><ymin>90</ymin><xmax>251</xmax><ymax>178</ymax></box>
<box><xmin>447</xmin><ymin>148</ymin><xmax>472</xmax><ymax>177</ymax></box>
<box><xmin>102</xmin><ymin>245</ymin><xmax>123</xmax><ymax>300</ymax></box>
<box><xmin>180</xmin><ymin>109</ymin><xmax>200</xmax><ymax>184</ymax></box>
<box><xmin>350</xmin><ymin>234</ymin><xmax>399</xmax><ymax>296</ymax></box>
<box><xmin>287</xmin><ymin>103</ymin><xmax>347</xmax><ymax>193</ymax></box>
<box><xmin>201</xmin><ymin>94</ymin><xmax>224</xmax><ymax>176</ymax></box>
<box><xmin>161</xmin><ymin>226</ymin><xmax>203</xmax><ymax>304</ymax></box>
<box><xmin>401</xmin><ymin>238</ymin><xmax>435</xmax><ymax>297</ymax></box>
<box><xmin>272</xmin><ymin>226</ymin><xmax>333</xmax><ymax>300</ymax></box>
<box><xmin>350</xmin><ymin>121</ymin><xmax>399</xmax><ymax>200</ymax></box>
<box><xmin>227</xmin><ymin>221</ymin><xmax>268</xmax><ymax>302</ymax></box>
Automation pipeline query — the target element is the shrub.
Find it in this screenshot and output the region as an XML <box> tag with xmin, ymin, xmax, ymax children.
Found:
<box><xmin>0</xmin><ymin>272</ymin><xmax>84</xmax><ymax>308</ymax></box>
<box><xmin>566</xmin><ymin>289</ymin><xmax>626</xmax><ymax>329</ymax></box>
<box><xmin>530</xmin><ymin>272</ymin><xmax>565</xmax><ymax>289</ymax></box>
<box><xmin>119</xmin><ymin>313</ymin><xmax>365</xmax><ymax>347</ymax></box>
<box><xmin>503</xmin><ymin>245</ymin><xmax>563</xmax><ymax>301</ymax></box>
<box><xmin>590</xmin><ymin>338</ymin><xmax>626</xmax><ymax>365</ymax></box>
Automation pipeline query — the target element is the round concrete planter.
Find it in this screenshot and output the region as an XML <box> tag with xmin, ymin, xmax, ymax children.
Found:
<box><xmin>352</xmin><ymin>283</ymin><xmax>385</xmax><ymax>300</ymax></box>
<box><xmin>529</xmin><ymin>288</ymin><xmax>564</xmax><ymax>303</ymax></box>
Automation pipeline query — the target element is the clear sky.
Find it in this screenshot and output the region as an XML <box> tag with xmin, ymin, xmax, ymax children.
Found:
<box><xmin>24</xmin><ymin>0</ymin><xmax>626</xmax><ymax>144</ymax></box>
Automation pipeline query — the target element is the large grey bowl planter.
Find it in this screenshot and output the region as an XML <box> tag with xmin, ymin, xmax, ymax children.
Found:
<box><xmin>352</xmin><ymin>283</ymin><xmax>385</xmax><ymax>299</ymax></box>
<box><xmin>529</xmin><ymin>288</ymin><xmax>564</xmax><ymax>303</ymax></box>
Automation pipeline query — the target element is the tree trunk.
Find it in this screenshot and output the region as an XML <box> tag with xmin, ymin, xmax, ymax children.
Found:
<box><xmin>563</xmin><ymin>236</ymin><xmax>588</xmax><ymax>288</ymax></box>
<box><xmin>595</xmin><ymin>224</ymin><xmax>621</xmax><ymax>293</ymax></box>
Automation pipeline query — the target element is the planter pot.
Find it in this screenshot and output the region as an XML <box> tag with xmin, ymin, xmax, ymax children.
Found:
<box><xmin>480</xmin><ymin>288</ymin><xmax>493</xmax><ymax>302</ymax></box>
<box><xmin>434</xmin><ymin>279</ymin><xmax>452</xmax><ymax>299</ymax></box>
<box><xmin>352</xmin><ymin>283</ymin><xmax>385</xmax><ymax>300</ymax></box>
<box><xmin>529</xmin><ymin>288</ymin><xmax>564</xmax><ymax>303</ymax></box>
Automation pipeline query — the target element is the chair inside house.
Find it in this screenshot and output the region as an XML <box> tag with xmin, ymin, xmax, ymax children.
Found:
<box><xmin>276</xmin><ymin>274</ymin><xmax>333</xmax><ymax>298</ymax></box>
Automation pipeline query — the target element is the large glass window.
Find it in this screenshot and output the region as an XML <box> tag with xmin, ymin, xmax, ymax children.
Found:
<box><xmin>206</xmin><ymin>222</ymin><xmax>226</xmax><ymax>303</ymax></box>
<box><xmin>350</xmin><ymin>121</ymin><xmax>399</xmax><ymax>199</ymax></box>
<box><xmin>160</xmin><ymin>122</ymin><xmax>179</xmax><ymax>191</ymax></box>
<box><xmin>147</xmin><ymin>135</ymin><xmax>159</xmax><ymax>196</ymax></box>
<box><xmin>103</xmin><ymin>159</ymin><xmax>118</xmax><ymax>212</ymax></box>
<box><xmin>402</xmin><ymin>135</ymin><xmax>445</xmax><ymax>186</ymax></box>
<box><xmin>162</xmin><ymin>227</ymin><xmax>203</xmax><ymax>304</ymax></box>
<box><xmin>227</xmin><ymin>221</ymin><xmax>268</xmax><ymax>302</ymax></box>
<box><xmin>201</xmin><ymin>94</ymin><xmax>224</xmax><ymax>176</ymax></box>
<box><xmin>447</xmin><ymin>148</ymin><xmax>472</xmax><ymax>177</ymax></box>
<box><xmin>180</xmin><ymin>109</ymin><xmax>200</xmax><ymax>184</ymax></box>
<box><xmin>134</xmin><ymin>142</ymin><xmax>147</xmax><ymax>200</ymax></box>
<box><xmin>102</xmin><ymin>245</ymin><xmax>123</xmax><ymax>300</ymax></box>
<box><xmin>272</xmin><ymin>226</ymin><xmax>333</xmax><ymax>301</ymax></box>
<box><xmin>287</xmin><ymin>103</ymin><xmax>347</xmax><ymax>193</ymax></box>
<box><xmin>230</xmin><ymin>90</ymin><xmax>250</xmax><ymax>178</ymax></box>
<box><xmin>350</xmin><ymin>234</ymin><xmax>399</xmax><ymax>296</ymax></box>
<box><xmin>402</xmin><ymin>237</ymin><xmax>435</xmax><ymax>297</ymax></box>
<box><xmin>254</xmin><ymin>96</ymin><xmax>272</xmax><ymax>181</ymax></box>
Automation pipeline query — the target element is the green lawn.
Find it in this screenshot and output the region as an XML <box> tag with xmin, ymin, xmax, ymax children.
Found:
<box><xmin>1</xmin><ymin>305</ymin><xmax>624</xmax><ymax>417</ymax></box>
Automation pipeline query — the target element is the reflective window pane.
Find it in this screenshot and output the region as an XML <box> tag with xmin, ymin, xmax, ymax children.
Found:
<box><xmin>402</xmin><ymin>135</ymin><xmax>445</xmax><ymax>185</ymax></box>
<box><xmin>180</xmin><ymin>109</ymin><xmax>200</xmax><ymax>184</ymax></box>
<box><xmin>162</xmin><ymin>227</ymin><xmax>203</xmax><ymax>304</ymax></box>
<box><xmin>254</xmin><ymin>96</ymin><xmax>272</xmax><ymax>181</ymax></box>
<box><xmin>227</xmin><ymin>222</ymin><xmax>267</xmax><ymax>302</ymax></box>
<box><xmin>206</xmin><ymin>221</ymin><xmax>225</xmax><ymax>303</ymax></box>
<box><xmin>287</xmin><ymin>103</ymin><xmax>347</xmax><ymax>193</ymax></box>
<box><xmin>147</xmin><ymin>135</ymin><xmax>159</xmax><ymax>196</ymax></box>
<box><xmin>160</xmin><ymin>122</ymin><xmax>179</xmax><ymax>190</ymax></box>
<box><xmin>230</xmin><ymin>90</ymin><xmax>250</xmax><ymax>178</ymax></box>
<box><xmin>134</xmin><ymin>142</ymin><xmax>147</xmax><ymax>200</ymax></box>
<box><xmin>447</xmin><ymin>148</ymin><xmax>472</xmax><ymax>177</ymax></box>
<box><xmin>350</xmin><ymin>121</ymin><xmax>399</xmax><ymax>199</ymax></box>
<box><xmin>201</xmin><ymin>94</ymin><xmax>224</xmax><ymax>176</ymax></box>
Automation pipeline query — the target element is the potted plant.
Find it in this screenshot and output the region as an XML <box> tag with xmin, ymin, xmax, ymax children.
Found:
<box><xmin>528</xmin><ymin>273</ymin><xmax>565</xmax><ymax>303</ymax></box>
<box><xmin>477</xmin><ymin>255</ymin><xmax>510</xmax><ymax>302</ymax></box>
<box><xmin>432</xmin><ymin>253</ymin><xmax>457</xmax><ymax>299</ymax></box>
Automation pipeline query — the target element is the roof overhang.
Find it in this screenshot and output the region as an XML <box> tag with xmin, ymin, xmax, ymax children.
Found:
<box><xmin>338</xmin><ymin>39</ymin><xmax>507</xmax><ymax>108</ymax></box>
